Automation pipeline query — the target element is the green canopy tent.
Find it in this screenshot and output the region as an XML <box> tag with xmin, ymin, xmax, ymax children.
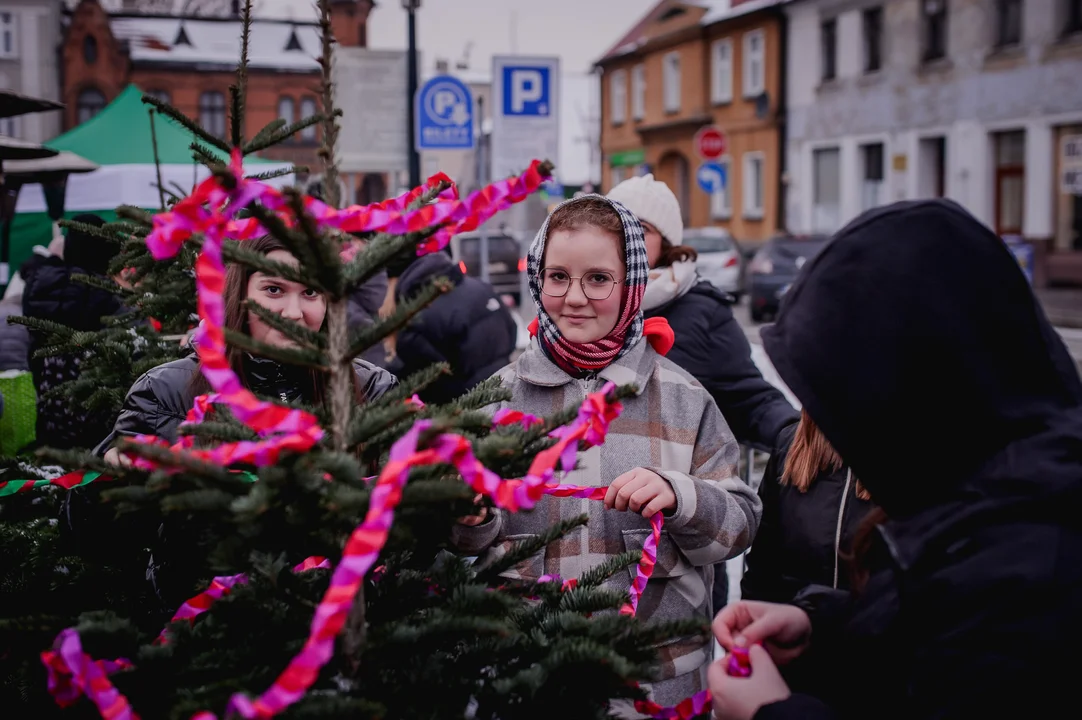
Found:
<box><xmin>9</xmin><ymin>84</ymin><xmax>293</xmax><ymax>273</ymax></box>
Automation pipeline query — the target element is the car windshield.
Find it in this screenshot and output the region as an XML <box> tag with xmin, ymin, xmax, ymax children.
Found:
<box><xmin>683</xmin><ymin>233</ymin><xmax>734</xmax><ymax>253</ymax></box>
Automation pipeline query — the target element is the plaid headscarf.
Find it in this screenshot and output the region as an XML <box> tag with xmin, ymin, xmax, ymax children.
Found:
<box><xmin>527</xmin><ymin>194</ymin><xmax>649</xmax><ymax>376</ymax></box>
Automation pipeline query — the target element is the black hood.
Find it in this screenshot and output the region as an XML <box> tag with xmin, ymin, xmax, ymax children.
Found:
<box><xmin>396</xmin><ymin>251</ymin><xmax>463</xmax><ymax>298</ymax></box>
<box><xmin>762</xmin><ymin>199</ymin><xmax>1082</xmax><ymax>519</ymax></box>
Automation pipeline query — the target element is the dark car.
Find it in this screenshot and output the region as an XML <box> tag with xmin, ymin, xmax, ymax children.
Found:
<box><xmin>449</xmin><ymin>231</ymin><xmax>526</xmax><ymax>305</ymax></box>
<box><xmin>747</xmin><ymin>234</ymin><xmax>830</xmax><ymax>323</ymax></box>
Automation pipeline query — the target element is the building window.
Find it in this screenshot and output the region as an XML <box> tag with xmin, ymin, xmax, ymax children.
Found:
<box><xmin>996</xmin><ymin>0</ymin><xmax>1022</xmax><ymax>47</ymax></box>
<box><xmin>711</xmin><ymin>156</ymin><xmax>732</xmax><ymax>219</ymax></box>
<box><xmin>0</xmin><ymin>12</ymin><xmax>16</xmax><ymax>59</ymax></box>
<box><xmin>83</xmin><ymin>35</ymin><xmax>98</xmax><ymax>65</ymax></box>
<box><xmin>76</xmin><ymin>88</ymin><xmax>107</xmax><ymax>124</ymax></box>
<box><xmin>611</xmin><ymin>165</ymin><xmax>628</xmax><ymax>191</ymax></box>
<box><xmin>0</xmin><ymin>116</ymin><xmax>19</xmax><ymax>138</ymax></box>
<box><xmin>743</xmin><ymin>30</ymin><xmax>765</xmax><ymax>97</ymax></box>
<box><xmin>922</xmin><ymin>0</ymin><xmax>948</xmax><ymax>62</ymax></box>
<box><xmin>860</xmin><ymin>142</ymin><xmax>886</xmax><ymax>211</ymax></box>
<box><xmin>821</xmin><ymin>20</ymin><xmax>837</xmax><ymax>82</ymax></box>
<box><xmin>743</xmin><ymin>152</ymin><xmax>765</xmax><ymax>219</ymax></box>
<box><xmin>1063</xmin><ymin>0</ymin><xmax>1082</xmax><ymax>36</ymax></box>
<box><xmin>144</xmin><ymin>89</ymin><xmax>171</xmax><ymax>104</ymax></box>
<box><xmin>609</xmin><ymin>69</ymin><xmax>627</xmax><ymax>126</ymax></box>
<box><xmin>863</xmin><ymin>7</ymin><xmax>883</xmax><ymax>73</ymax></box>
<box><xmin>199</xmin><ymin>91</ymin><xmax>227</xmax><ymax>139</ymax></box>
<box><xmin>278</xmin><ymin>95</ymin><xmax>296</xmax><ymax>143</ymax></box>
<box><xmin>994</xmin><ymin>130</ymin><xmax>1025</xmax><ymax>236</ymax></box>
<box><xmin>813</xmin><ymin>147</ymin><xmax>842</xmax><ymax>233</ymax></box>
<box><xmin>710</xmin><ymin>39</ymin><xmax>732</xmax><ymax>104</ymax></box>
<box><xmin>663</xmin><ymin>52</ymin><xmax>681</xmax><ymax>113</ymax></box>
<box><xmin>631</xmin><ymin>64</ymin><xmax>645</xmax><ymax>120</ymax></box>
<box><xmin>300</xmin><ymin>96</ymin><xmax>318</xmax><ymax>142</ymax></box>
<box><xmin>918</xmin><ymin>136</ymin><xmax>947</xmax><ymax>198</ymax></box>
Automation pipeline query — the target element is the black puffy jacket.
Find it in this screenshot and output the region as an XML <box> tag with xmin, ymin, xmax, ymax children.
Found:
<box><xmin>645</xmin><ymin>280</ymin><xmax>797</xmax><ymax>451</ymax></box>
<box><xmin>22</xmin><ymin>257</ymin><xmax>124</xmax><ymax>449</ymax></box>
<box><xmin>93</xmin><ymin>353</ymin><xmax>398</xmax><ymax>454</ymax></box>
<box><xmin>741</xmin><ymin>422</ymin><xmax>875</xmax><ymax>604</ymax></box>
<box><xmin>388</xmin><ymin>252</ymin><xmax>516</xmax><ymax>405</ymax></box>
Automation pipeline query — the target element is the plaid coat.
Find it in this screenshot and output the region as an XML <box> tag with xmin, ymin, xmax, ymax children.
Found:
<box><xmin>454</xmin><ymin>338</ymin><xmax>761</xmax><ymax>708</ymax></box>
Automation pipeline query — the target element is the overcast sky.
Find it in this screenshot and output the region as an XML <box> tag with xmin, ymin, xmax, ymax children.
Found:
<box><xmin>255</xmin><ymin>0</ymin><xmax>656</xmax><ymax>75</ymax></box>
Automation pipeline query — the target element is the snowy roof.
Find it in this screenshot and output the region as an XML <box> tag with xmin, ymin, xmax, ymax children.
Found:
<box><xmin>598</xmin><ymin>0</ymin><xmax>790</xmax><ymax>63</ymax></box>
<box><xmin>109</xmin><ymin>16</ymin><xmax>322</xmax><ymax>71</ymax></box>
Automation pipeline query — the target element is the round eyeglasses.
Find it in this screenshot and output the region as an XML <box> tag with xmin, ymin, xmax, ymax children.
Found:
<box><xmin>539</xmin><ymin>269</ymin><xmax>622</xmax><ymax>300</ymax></box>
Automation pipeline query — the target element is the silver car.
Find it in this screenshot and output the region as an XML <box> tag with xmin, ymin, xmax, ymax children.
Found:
<box><xmin>682</xmin><ymin>227</ymin><xmax>743</xmax><ymax>298</ymax></box>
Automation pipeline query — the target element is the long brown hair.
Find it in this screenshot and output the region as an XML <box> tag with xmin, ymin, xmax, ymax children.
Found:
<box><xmin>190</xmin><ymin>235</ymin><xmax>358</xmax><ymax>406</ymax></box>
<box><xmin>781</xmin><ymin>408</ymin><xmax>870</xmax><ymax>499</ymax></box>
<box><xmin>654</xmin><ymin>237</ymin><xmax>698</xmax><ymax>268</ymax></box>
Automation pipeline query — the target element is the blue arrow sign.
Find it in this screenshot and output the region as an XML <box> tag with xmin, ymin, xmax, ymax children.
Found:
<box><xmin>696</xmin><ymin>162</ymin><xmax>727</xmax><ymax>194</ymax></box>
<box><xmin>416</xmin><ymin>75</ymin><xmax>475</xmax><ymax>151</ymax></box>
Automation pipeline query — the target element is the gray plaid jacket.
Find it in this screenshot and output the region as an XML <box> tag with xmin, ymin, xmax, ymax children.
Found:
<box><xmin>454</xmin><ymin>338</ymin><xmax>761</xmax><ymax>707</ymax></box>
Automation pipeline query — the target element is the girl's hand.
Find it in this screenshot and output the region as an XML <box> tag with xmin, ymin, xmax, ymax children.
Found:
<box><xmin>604</xmin><ymin>468</ymin><xmax>676</xmax><ymax>518</ymax></box>
<box><xmin>708</xmin><ymin>645</ymin><xmax>791</xmax><ymax>720</ymax></box>
<box><xmin>103</xmin><ymin>447</ymin><xmax>133</xmax><ymax>468</ymax></box>
<box><xmin>457</xmin><ymin>494</ymin><xmax>489</xmax><ymax>526</ymax></box>
<box><xmin>713</xmin><ymin>600</ymin><xmax>812</xmax><ymax>666</ymax></box>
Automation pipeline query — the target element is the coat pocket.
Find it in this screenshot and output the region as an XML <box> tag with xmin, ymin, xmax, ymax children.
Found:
<box><xmin>491</xmin><ymin>533</ymin><xmax>546</xmax><ymax>581</ymax></box>
<box><xmin>621</xmin><ymin>528</ymin><xmax>694</xmax><ymax>582</ymax></box>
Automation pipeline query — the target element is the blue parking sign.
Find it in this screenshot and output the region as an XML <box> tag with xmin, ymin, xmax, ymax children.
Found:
<box><xmin>501</xmin><ymin>66</ymin><xmax>551</xmax><ymax>116</ymax></box>
<box><xmin>415</xmin><ymin>75</ymin><xmax>474</xmax><ymax>151</ymax></box>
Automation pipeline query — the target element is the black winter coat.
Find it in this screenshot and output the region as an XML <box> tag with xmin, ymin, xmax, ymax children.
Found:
<box><xmin>645</xmin><ymin>281</ymin><xmax>796</xmax><ymax>450</ymax></box>
<box><xmin>21</xmin><ymin>256</ymin><xmax>123</xmax><ymax>449</ymax></box>
<box><xmin>347</xmin><ymin>269</ymin><xmax>391</xmax><ymax>367</ymax></box>
<box><xmin>93</xmin><ymin>353</ymin><xmax>398</xmax><ymax>454</ymax></box>
<box><xmin>388</xmin><ymin>252</ymin><xmax>516</xmax><ymax>405</ymax></box>
<box><xmin>741</xmin><ymin>422</ymin><xmax>875</xmax><ymax>604</ymax></box>
<box><xmin>753</xmin><ymin>200</ymin><xmax>1082</xmax><ymax>719</ymax></box>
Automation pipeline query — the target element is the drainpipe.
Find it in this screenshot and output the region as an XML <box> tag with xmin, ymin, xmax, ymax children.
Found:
<box><xmin>776</xmin><ymin>7</ymin><xmax>788</xmax><ymax>234</ymax></box>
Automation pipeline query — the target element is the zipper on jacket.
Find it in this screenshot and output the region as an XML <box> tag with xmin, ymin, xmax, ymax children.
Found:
<box><xmin>833</xmin><ymin>468</ymin><xmax>854</xmax><ymax>589</ymax></box>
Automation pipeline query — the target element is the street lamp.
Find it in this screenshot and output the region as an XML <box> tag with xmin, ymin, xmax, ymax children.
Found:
<box><xmin>403</xmin><ymin>0</ymin><xmax>421</xmax><ymax>188</ymax></box>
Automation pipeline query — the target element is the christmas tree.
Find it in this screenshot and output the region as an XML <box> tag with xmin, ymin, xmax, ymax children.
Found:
<box><xmin>0</xmin><ymin>3</ymin><xmax>712</xmax><ymax>719</ymax></box>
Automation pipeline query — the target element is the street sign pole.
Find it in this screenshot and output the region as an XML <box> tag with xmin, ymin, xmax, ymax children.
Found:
<box><xmin>476</xmin><ymin>97</ymin><xmax>490</xmax><ymax>284</ymax></box>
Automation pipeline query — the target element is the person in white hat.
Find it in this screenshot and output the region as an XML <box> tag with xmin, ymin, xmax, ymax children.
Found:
<box><xmin>608</xmin><ymin>172</ymin><xmax>798</xmax><ymax>613</ymax></box>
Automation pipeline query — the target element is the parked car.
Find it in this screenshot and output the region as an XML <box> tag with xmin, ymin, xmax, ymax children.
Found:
<box><xmin>448</xmin><ymin>230</ymin><xmax>526</xmax><ymax>305</ymax></box>
<box><xmin>747</xmin><ymin>234</ymin><xmax>831</xmax><ymax>323</ymax></box>
<box><xmin>682</xmin><ymin>227</ymin><xmax>743</xmax><ymax>298</ymax></box>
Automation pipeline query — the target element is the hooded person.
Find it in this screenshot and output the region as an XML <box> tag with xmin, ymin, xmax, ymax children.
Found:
<box><xmin>709</xmin><ymin>199</ymin><xmax>1082</xmax><ymax>720</ymax></box>
<box><xmin>452</xmin><ymin>194</ymin><xmax>761</xmax><ymax>711</ymax></box>
<box><xmin>21</xmin><ymin>213</ymin><xmax>125</xmax><ymax>449</ymax></box>
<box><xmin>383</xmin><ymin>241</ymin><xmax>516</xmax><ymax>405</ymax></box>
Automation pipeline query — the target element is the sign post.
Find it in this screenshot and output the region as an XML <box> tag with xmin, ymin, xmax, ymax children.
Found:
<box><xmin>415</xmin><ymin>75</ymin><xmax>475</xmax><ymax>151</ymax></box>
<box><xmin>491</xmin><ymin>55</ymin><xmax>560</xmax><ymax>181</ymax></box>
<box><xmin>694</xmin><ymin>125</ymin><xmax>728</xmax><ymax>161</ymax></box>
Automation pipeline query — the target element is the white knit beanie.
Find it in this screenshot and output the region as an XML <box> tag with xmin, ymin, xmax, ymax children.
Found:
<box><xmin>606</xmin><ymin>173</ymin><xmax>684</xmax><ymax>246</ymax></box>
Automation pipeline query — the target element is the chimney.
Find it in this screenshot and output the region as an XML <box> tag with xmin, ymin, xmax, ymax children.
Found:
<box><xmin>329</xmin><ymin>0</ymin><xmax>374</xmax><ymax>48</ymax></box>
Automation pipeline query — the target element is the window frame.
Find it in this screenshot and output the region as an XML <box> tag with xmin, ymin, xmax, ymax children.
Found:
<box><xmin>609</xmin><ymin>68</ymin><xmax>627</xmax><ymax>126</ymax></box>
<box><xmin>862</xmin><ymin>7</ymin><xmax>883</xmax><ymax>73</ymax></box>
<box><xmin>199</xmin><ymin>90</ymin><xmax>228</xmax><ymax>139</ymax></box>
<box><xmin>742</xmin><ymin>151</ymin><xmax>765</xmax><ymax>219</ymax></box>
<box><xmin>663</xmin><ymin>51</ymin><xmax>682</xmax><ymax>113</ymax></box>
<box><xmin>710</xmin><ymin>155</ymin><xmax>732</xmax><ymax>220</ymax></box>
<box><xmin>820</xmin><ymin>19</ymin><xmax>837</xmax><ymax>82</ymax></box>
<box><xmin>711</xmin><ymin>38</ymin><xmax>733</xmax><ymax>104</ymax></box>
<box><xmin>743</xmin><ymin>29</ymin><xmax>766</xmax><ymax>98</ymax></box>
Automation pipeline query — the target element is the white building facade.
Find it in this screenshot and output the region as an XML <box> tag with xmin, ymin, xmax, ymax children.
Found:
<box><xmin>0</xmin><ymin>1</ymin><xmax>64</xmax><ymax>142</ymax></box>
<box><xmin>784</xmin><ymin>0</ymin><xmax>1082</xmax><ymax>285</ymax></box>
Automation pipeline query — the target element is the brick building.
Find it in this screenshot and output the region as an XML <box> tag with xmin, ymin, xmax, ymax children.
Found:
<box><xmin>596</xmin><ymin>0</ymin><xmax>789</xmax><ymax>245</ymax></box>
<box><xmin>60</xmin><ymin>0</ymin><xmax>378</xmax><ymax>199</ymax></box>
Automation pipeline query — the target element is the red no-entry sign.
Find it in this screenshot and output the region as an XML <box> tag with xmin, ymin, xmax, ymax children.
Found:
<box><xmin>694</xmin><ymin>125</ymin><xmax>727</xmax><ymax>160</ymax></box>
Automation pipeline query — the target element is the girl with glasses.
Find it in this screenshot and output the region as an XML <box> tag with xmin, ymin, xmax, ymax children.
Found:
<box><xmin>452</xmin><ymin>194</ymin><xmax>761</xmax><ymax>711</ymax></box>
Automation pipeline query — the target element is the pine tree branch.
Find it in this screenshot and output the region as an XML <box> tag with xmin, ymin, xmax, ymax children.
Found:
<box><xmin>475</xmin><ymin>516</ymin><xmax>589</xmax><ymax>581</ymax></box>
<box><xmin>231</xmin><ymin>0</ymin><xmax>254</xmax><ymax>149</ymax></box>
<box><xmin>246</xmin><ymin>167</ymin><xmax>298</xmax><ymax>182</ymax></box>
<box><xmin>244</xmin><ymin>118</ymin><xmax>287</xmax><ymax>153</ymax></box>
<box><xmin>190</xmin><ymin>141</ymin><xmax>222</xmax><ymax>168</ymax></box>
<box><xmin>143</xmin><ymin>93</ymin><xmax>231</xmax><ymax>154</ymax></box>
<box><xmin>176</xmin><ymin>421</ymin><xmax>258</xmax><ymax>444</ymax></box>
<box><xmin>244</xmin><ymin>299</ymin><xmax>327</xmax><ymax>349</ymax></box>
<box><xmin>223</xmin><ymin>328</ymin><xmax>327</xmax><ymax>370</ymax></box>
<box><xmin>317</xmin><ymin>0</ymin><xmax>342</xmax><ymax>210</ymax></box>
<box><xmin>575</xmin><ymin>551</ymin><xmax>641</xmax><ymax>588</ymax></box>
<box><xmin>346</xmin><ymin>277</ymin><xmax>451</xmax><ymax>358</ymax></box>
<box><xmin>344</xmin><ymin>226</ymin><xmax>444</xmax><ymax>288</ymax></box>
<box><xmin>147</xmin><ymin>109</ymin><xmax>167</xmax><ymax>211</ymax></box>
<box><xmin>70</xmin><ymin>273</ymin><xmax>132</xmax><ymax>301</ymax></box>
<box><xmin>116</xmin><ymin>205</ymin><xmax>155</xmax><ymax>226</ymax></box>
<box><xmin>220</xmin><ymin>238</ymin><xmax>318</xmax><ymax>290</ymax></box>
<box><xmin>285</xmin><ymin>189</ymin><xmax>344</xmax><ymax>297</ymax></box>
<box><xmin>240</xmin><ymin>202</ymin><xmax>324</xmax><ymax>286</ymax></box>
<box><xmin>245</xmin><ymin>114</ymin><xmax>336</xmax><ymax>155</ymax></box>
